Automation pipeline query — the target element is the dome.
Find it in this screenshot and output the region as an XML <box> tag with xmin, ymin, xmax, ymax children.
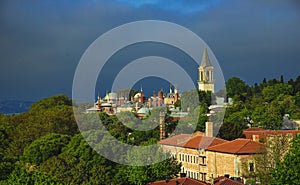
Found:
<box><xmin>134</xmin><ymin>92</ymin><xmax>142</xmax><ymax>99</ymax></box>
<box><xmin>101</xmin><ymin>102</ymin><xmax>112</xmax><ymax>107</ymax></box>
<box><xmin>137</xmin><ymin>107</ymin><xmax>149</xmax><ymax>114</ymax></box>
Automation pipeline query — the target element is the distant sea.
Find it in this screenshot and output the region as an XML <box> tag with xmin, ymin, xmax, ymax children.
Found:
<box><xmin>0</xmin><ymin>100</ymin><xmax>34</xmax><ymax>115</ymax></box>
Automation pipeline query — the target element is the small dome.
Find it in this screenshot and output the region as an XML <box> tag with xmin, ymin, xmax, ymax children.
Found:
<box><xmin>134</xmin><ymin>92</ymin><xmax>142</xmax><ymax>99</ymax></box>
<box><xmin>101</xmin><ymin>103</ymin><xmax>112</xmax><ymax>107</ymax></box>
<box><xmin>137</xmin><ymin>107</ymin><xmax>149</xmax><ymax>114</ymax></box>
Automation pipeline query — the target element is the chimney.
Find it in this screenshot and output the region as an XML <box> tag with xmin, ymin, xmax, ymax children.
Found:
<box><xmin>180</xmin><ymin>173</ymin><xmax>186</xmax><ymax>178</ymax></box>
<box><xmin>139</xmin><ymin>86</ymin><xmax>144</xmax><ymax>103</ymax></box>
<box><xmin>97</xmin><ymin>93</ymin><xmax>101</xmax><ymax>110</ymax></box>
<box><xmin>165</xmin><ymin>177</ymin><xmax>170</xmax><ymax>183</ymax></box>
<box><xmin>148</xmin><ymin>98</ymin><xmax>152</xmax><ymax>108</ymax></box>
<box><xmin>224</xmin><ymin>174</ymin><xmax>230</xmax><ymax>178</ymax></box>
<box><xmin>205</xmin><ymin>122</ymin><xmax>213</xmax><ymax>137</ymax></box>
<box><xmin>252</xmin><ymin>135</ymin><xmax>259</xmax><ymax>142</ymax></box>
<box><xmin>139</xmin><ymin>92</ymin><xmax>144</xmax><ymax>103</ymax></box>
<box><xmin>158</xmin><ymin>89</ymin><xmax>164</xmax><ymax>99</ymax></box>
<box><xmin>174</xmin><ymin>87</ymin><xmax>179</xmax><ymax>103</ymax></box>
<box><xmin>153</xmin><ymin>91</ymin><xmax>157</xmax><ymax>107</ymax></box>
<box><xmin>160</xmin><ymin>112</ymin><xmax>166</xmax><ymax>140</ymax></box>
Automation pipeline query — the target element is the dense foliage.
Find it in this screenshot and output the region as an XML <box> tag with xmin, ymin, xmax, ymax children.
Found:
<box><xmin>218</xmin><ymin>75</ymin><xmax>300</xmax><ymax>140</ymax></box>
<box><xmin>270</xmin><ymin>134</ymin><xmax>300</xmax><ymax>185</ymax></box>
<box><xmin>0</xmin><ymin>95</ymin><xmax>181</xmax><ymax>184</ymax></box>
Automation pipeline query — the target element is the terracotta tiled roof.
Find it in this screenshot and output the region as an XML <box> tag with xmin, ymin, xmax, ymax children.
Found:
<box><xmin>243</xmin><ymin>128</ymin><xmax>300</xmax><ymax>140</ymax></box>
<box><xmin>206</xmin><ymin>139</ymin><xmax>265</xmax><ymax>154</ymax></box>
<box><xmin>158</xmin><ymin>134</ymin><xmax>190</xmax><ymax>147</ymax></box>
<box><xmin>214</xmin><ymin>176</ymin><xmax>244</xmax><ymax>185</ymax></box>
<box><xmin>184</xmin><ymin>136</ymin><xmax>227</xmax><ymax>149</ymax></box>
<box><xmin>148</xmin><ymin>177</ymin><xmax>209</xmax><ymax>185</ymax></box>
<box><xmin>158</xmin><ymin>132</ymin><xmax>227</xmax><ymax>149</ymax></box>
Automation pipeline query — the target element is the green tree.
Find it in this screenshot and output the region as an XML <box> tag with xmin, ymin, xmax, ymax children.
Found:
<box><xmin>124</xmin><ymin>139</ymin><xmax>181</xmax><ymax>185</ymax></box>
<box><xmin>175</xmin><ymin>106</ymin><xmax>208</xmax><ymax>134</ymax></box>
<box><xmin>270</xmin><ymin>134</ymin><xmax>300</xmax><ymax>185</ymax></box>
<box><xmin>180</xmin><ymin>89</ymin><xmax>200</xmax><ymax>111</ymax></box>
<box><xmin>295</xmin><ymin>92</ymin><xmax>300</xmax><ymax>108</ymax></box>
<box><xmin>293</xmin><ymin>76</ymin><xmax>300</xmax><ymax>93</ymax></box>
<box><xmin>0</xmin><ymin>123</ymin><xmax>15</xmax><ymax>181</ymax></box>
<box><xmin>217</xmin><ymin>122</ymin><xmax>245</xmax><ymax>141</ymax></box>
<box><xmin>226</xmin><ymin>77</ymin><xmax>249</xmax><ymax>100</ymax></box>
<box><xmin>224</xmin><ymin>98</ymin><xmax>253</xmax><ymax>127</ymax></box>
<box><xmin>40</xmin><ymin>133</ymin><xmax>115</xmax><ymax>184</ymax></box>
<box><xmin>262</xmin><ymin>83</ymin><xmax>293</xmax><ymax>102</ymax></box>
<box><xmin>23</xmin><ymin>133</ymin><xmax>71</xmax><ymax>165</ymax></box>
<box><xmin>29</xmin><ymin>94</ymin><xmax>72</xmax><ymax>113</ymax></box>
<box><xmin>7</xmin><ymin>103</ymin><xmax>77</xmax><ymax>157</ymax></box>
<box><xmin>252</xmin><ymin>104</ymin><xmax>282</xmax><ymax>129</ymax></box>
<box><xmin>0</xmin><ymin>162</ymin><xmax>62</xmax><ymax>185</ymax></box>
<box><xmin>243</xmin><ymin>135</ymin><xmax>290</xmax><ymax>185</ymax></box>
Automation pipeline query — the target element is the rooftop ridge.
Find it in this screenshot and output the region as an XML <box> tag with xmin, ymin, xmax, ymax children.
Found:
<box><xmin>182</xmin><ymin>177</ymin><xmax>188</xmax><ymax>184</ymax></box>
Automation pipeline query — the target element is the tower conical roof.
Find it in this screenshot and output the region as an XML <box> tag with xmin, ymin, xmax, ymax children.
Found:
<box><xmin>200</xmin><ymin>48</ymin><xmax>212</xmax><ymax>67</ymax></box>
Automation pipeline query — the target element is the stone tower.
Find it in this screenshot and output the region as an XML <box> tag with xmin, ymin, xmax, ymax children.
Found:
<box><xmin>198</xmin><ymin>48</ymin><xmax>214</xmax><ymax>93</ymax></box>
<box><xmin>139</xmin><ymin>86</ymin><xmax>144</xmax><ymax>103</ymax></box>
<box><xmin>159</xmin><ymin>112</ymin><xmax>166</xmax><ymax>140</ymax></box>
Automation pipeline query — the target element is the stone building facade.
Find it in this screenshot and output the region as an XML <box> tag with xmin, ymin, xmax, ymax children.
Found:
<box><xmin>206</xmin><ymin>139</ymin><xmax>265</xmax><ymax>179</ymax></box>
<box><xmin>159</xmin><ymin>127</ymin><xmax>264</xmax><ymax>183</ymax></box>
<box><xmin>159</xmin><ymin>130</ymin><xmax>227</xmax><ymax>182</ymax></box>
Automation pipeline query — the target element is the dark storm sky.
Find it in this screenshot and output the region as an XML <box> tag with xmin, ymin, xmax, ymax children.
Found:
<box><xmin>1</xmin><ymin>0</ymin><xmax>300</xmax><ymax>101</ymax></box>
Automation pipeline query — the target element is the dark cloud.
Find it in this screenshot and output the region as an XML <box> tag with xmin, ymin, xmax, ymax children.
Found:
<box><xmin>0</xmin><ymin>0</ymin><xmax>299</xmax><ymax>101</ymax></box>
<box><xmin>115</xmin><ymin>0</ymin><xmax>222</xmax><ymax>13</ymax></box>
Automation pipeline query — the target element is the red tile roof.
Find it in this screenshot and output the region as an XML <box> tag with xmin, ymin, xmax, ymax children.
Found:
<box><xmin>158</xmin><ymin>132</ymin><xmax>227</xmax><ymax>149</ymax></box>
<box><xmin>158</xmin><ymin>134</ymin><xmax>190</xmax><ymax>147</ymax></box>
<box><xmin>207</xmin><ymin>139</ymin><xmax>265</xmax><ymax>154</ymax></box>
<box><xmin>214</xmin><ymin>176</ymin><xmax>244</xmax><ymax>185</ymax></box>
<box><xmin>184</xmin><ymin>136</ymin><xmax>227</xmax><ymax>149</ymax></box>
<box><xmin>243</xmin><ymin>128</ymin><xmax>300</xmax><ymax>140</ymax></box>
<box><xmin>148</xmin><ymin>177</ymin><xmax>209</xmax><ymax>185</ymax></box>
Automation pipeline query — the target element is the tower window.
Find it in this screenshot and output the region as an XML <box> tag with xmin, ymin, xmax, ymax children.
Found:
<box><xmin>206</xmin><ymin>71</ymin><xmax>210</xmax><ymax>82</ymax></box>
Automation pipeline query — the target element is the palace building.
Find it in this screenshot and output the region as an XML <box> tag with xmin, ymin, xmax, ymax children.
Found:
<box><xmin>87</xmin><ymin>48</ymin><xmax>216</xmax><ymax>116</ymax></box>
<box><xmin>86</xmin><ymin>85</ymin><xmax>180</xmax><ymax>117</ymax></box>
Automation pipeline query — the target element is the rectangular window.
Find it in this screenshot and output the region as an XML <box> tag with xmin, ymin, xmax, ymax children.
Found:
<box><xmin>249</xmin><ymin>162</ymin><xmax>254</xmax><ymax>172</ymax></box>
<box><xmin>199</xmin><ymin>156</ymin><xmax>206</xmax><ymax>166</ymax></box>
<box><xmin>200</xmin><ymin>173</ymin><xmax>207</xmax><ymax>181</ymax></box>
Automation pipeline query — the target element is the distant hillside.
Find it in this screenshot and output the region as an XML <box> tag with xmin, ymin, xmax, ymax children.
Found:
<box><xmin>0</xmin><ymin>100</ymin><xmax>34</xmax><ymax>115</ymax></box>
